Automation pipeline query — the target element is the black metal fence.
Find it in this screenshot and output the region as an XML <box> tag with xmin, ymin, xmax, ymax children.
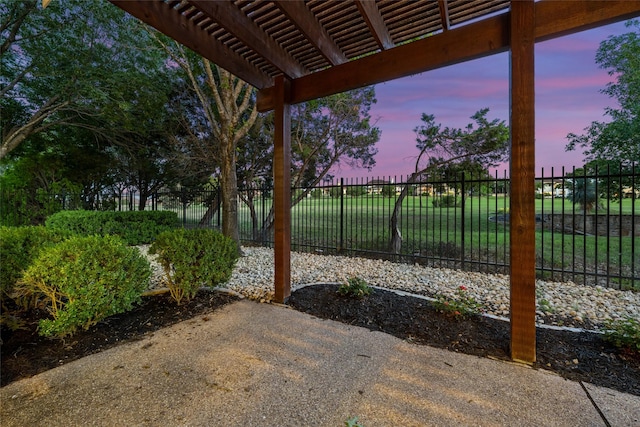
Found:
<box><xmin>11</xmin><ymin>164</ymin><xmax>637</xmax><ymax>290</ymax></box>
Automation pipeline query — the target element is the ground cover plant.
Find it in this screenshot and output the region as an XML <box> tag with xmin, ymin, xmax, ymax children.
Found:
<box><xmin>432</xmin><ymin>285</ymin><xmax>482</xmax><ymax>319</ymax></box>
<box><xmin>337</xmin><ymin>277</ymin><xmax>372</xmax><ymax>298</ymax></box>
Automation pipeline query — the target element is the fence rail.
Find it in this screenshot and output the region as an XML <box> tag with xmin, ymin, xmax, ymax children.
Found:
<box><xmin>5</xmin><ymin>165</ymin><xmax>638</xmax><ymax>290</ymax></box>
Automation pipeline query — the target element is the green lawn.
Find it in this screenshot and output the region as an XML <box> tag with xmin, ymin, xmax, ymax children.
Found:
<box><xmin>169</xmin><ymin>192</ymin><xmax>639</xmax><ymax>290</ymax></box>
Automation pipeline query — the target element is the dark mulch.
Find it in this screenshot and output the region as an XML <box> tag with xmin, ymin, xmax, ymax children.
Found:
<box><xmin>1</xmin><ymin>289</ymin><xmax>239</xmax><ymax>387</ymax></box>
<box><xmin>2</xmin><ymin>284</ymin><xmax>639</xmax><ymax>397</ymax></box>
<box><xmin>288</xmin><ymin>284</ymin><xmax>640</xmax><ymax>396</ymax></box>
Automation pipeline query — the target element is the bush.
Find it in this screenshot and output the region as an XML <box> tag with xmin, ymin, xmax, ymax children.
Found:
<box><xmin>432</xmin><ymin>194</ymin><xmax>458</xmax><ymax>208</ymax></box>
<box><xmin>604</xmin><ymin>317</ymin><xmax>640</xmax><ymax>352</ymax></box>
<box><xmin>15</xmin><ymin>235</ymin><xmax>151</xmax><ymax>337</ymax></box>
<box><xmin>149</xmin><ymin>229</ymin><xmax>239</xmax><ymax>304</ymax></box>
<box><xmin>46</xmin><ymin>210</ymin><xmax>178</xmax><ymax>245</ymax></box>
<box><xmin>381</xmin><ymin>185</ymin><xmax>396</xmax><ymax>198</ymax></box>
<box><xmin>346</xmin><ymin>185</ymin><xmax>366</xmax><ymax>197</ymax></box>
<box><xmin>337</xmin><ymin>277</ymin><xmax>372</xmax><ymax>298</ymax></box>
<box><xmin>432</xmin><ymin>285</ymin><xmax>482</xmax><ymax>319</ymax></box>
<box><xmin>0</xmin><ymin>226</ymin><xmax>72</xmax><ymax>303</ymax></box>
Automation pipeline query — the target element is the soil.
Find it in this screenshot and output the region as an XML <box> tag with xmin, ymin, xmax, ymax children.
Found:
<box><xmin>2</xmin><ymin>284</ymin><xmax>639</xmax><ymax>397</ymax></box>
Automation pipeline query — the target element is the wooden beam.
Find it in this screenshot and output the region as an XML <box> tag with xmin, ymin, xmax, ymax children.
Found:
<box><xmin>355</xmin><ymin>0</ymin><xmax>394</xmax><ymax>50</ymax></box>
<box><xmin>189</xmin><ymin>0</ymin><xmax>307</xmax><ymax>79</ymax></box>
<box><xmin>509</xmin><ymin>0</ymin><xmax>536</xmax><ymax>364</ymax></box>
<box><xmin>109</xmin><ymin>0</ymin><xmax>272</xmax><ymax>89</ymax></box>
<box><xmin>273</xmin><ymin>0</ymin><xmax>348</xmax><ymax>66</ymax></box>
<box><xmin>257</xmin><ymin>0</ymin><xmax>640</xmax><ymax>111</ymax></box>
<box><xmin>258</xmin><ymin>11</ymin><xmax>510</xmax><ymax>111</ymax></box>
<box><xmin>438</xmin><ymin>0</ymin><xmax>451</xmax><ymax>32</ymax></box>
<box><xmin>273</xmin><ymin>76</ymin><xmax>292</xmax><ymax>304</ymax></box>
<box><xmin>535</xmin><ymin>0</ymin><xmax>640</xmax><ymax>42</ymax></box>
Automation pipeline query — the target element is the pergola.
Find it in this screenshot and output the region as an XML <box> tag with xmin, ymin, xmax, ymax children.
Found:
<box><xmin>110</xmin><ymin>0</ymin><xmax>640</xmax><ymax>363</ymax></box>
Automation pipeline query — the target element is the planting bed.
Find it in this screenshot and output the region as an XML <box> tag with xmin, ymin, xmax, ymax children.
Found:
<box><xmin>2</xmin><ymin>285</ymin><xmax>639</xmax><ymax>397</ymax></box>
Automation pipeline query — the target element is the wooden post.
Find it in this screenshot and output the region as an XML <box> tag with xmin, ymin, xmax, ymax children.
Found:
<box><xmin>273</xmin><ymin>75</ymin><xmax>292</xmax><ymax>303</ymax></box>
<box><xmin>509</xmin><ymin>0</ymin><xmax>536</xmax><ymax>363</ymax></box>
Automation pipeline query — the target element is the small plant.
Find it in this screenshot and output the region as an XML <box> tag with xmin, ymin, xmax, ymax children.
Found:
<box><xmin>345</xmin><ymin>416</ymin><xmax>364</xmax><ymax>427</ymax></box>
<box><xmin>337</xmin><ymin>277</ymin><xmax>372</xmax><ymax>299</ymax></box>
<box><xmin>15</xmin><ymin>235</ymin><xmax>150</xmax><ymax>338</ymax></box>
<box><xmin>537</xmin><ymin>298</ymin><xmax>555</xmax><ymax>314</ymax></box>
<box><xmin>604</xmin><ymin>316</ymin><xmax>640</xmax><ymax>352</ymax></box>
<box><xmin>433</xmin><ymin>285</ymin><xmax>482</xmax><ymax>319</ymax></box>
<box><xmin>150</xmin><ymin>228</ymin><xmax>239</xmax><ymax>304</ymax></box>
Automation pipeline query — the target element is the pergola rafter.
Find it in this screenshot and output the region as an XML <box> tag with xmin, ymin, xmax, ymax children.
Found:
<box><xmin>109</xmin><ymin>0</ymin><xmax>640</xmax><ymax>364</ymax></box>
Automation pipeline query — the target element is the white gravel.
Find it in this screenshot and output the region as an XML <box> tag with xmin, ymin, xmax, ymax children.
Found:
<box><xmin>140</xmin><ymin>245</ymin><xmax>640</xmax><ymax>331</ymax></box>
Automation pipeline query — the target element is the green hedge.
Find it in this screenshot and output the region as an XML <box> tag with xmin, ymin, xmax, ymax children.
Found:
<box><xmin>45</xmin><ymin>210</ymin><xmax>178</xmax><ymax>245</ymax></box>
<box><xmin>0</xmin><ymin>226</ymin><xmax>72</xmax><ymax>303</ymax></box>
<box><xmin>16</xmin><ymin>235</ymin><xmax>151</xmax><ymax>337</ymax></box>
<box><xmin>150</xmin><ymin>228</ymin><xmax>239</xmax><ymax>304</ymax></box>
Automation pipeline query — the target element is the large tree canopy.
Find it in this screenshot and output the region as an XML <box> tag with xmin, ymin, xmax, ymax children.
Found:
<box><xmin>236</xmin><ymin>87</ymin><xmax>380</xmax><ymax>242</ymax></box>
<box><xmin>0</xmin><ymin>0</ymin><xmax>172</xmax><ymax>159</ymax></box>
<box><xmin>389</xmin><ymin>109</ymin><xmax>509</xmax><ymax>253</ymax></box>
<box><xmin>566</xmin><ymin>20</ymin><xmax>640</xmax><ymax>166</ymax></box>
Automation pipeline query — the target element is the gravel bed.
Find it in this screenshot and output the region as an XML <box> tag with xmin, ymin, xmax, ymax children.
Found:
<box><xmin>139</xmin><ymin>245</ymin><xmax>639</xmax><ymax>331</ymax></box>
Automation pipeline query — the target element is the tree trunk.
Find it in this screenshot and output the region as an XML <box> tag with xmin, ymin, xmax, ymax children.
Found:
<box><xmin>219</xmin><ymin>137</ymin><xmax>240</xmax><ymax>247</ymax></box>
<box><xmin>389</xmin><ymin>174</ymin><xmax>422</xmax><ymax>254</ymax></box>
<box><xmin>199</xmin><ymin>192</ymin><xmax>220</xmax><ymax>227</ymax></box>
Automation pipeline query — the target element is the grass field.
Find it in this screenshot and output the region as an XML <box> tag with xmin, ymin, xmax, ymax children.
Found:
<box><xmin>167</xmin><ymin>192</ymin><xmax>639</xmax><ymax>289</ymax></box>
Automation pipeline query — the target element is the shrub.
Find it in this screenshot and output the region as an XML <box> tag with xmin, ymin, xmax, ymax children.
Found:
<box><xmin>337</xmin><ymin>277</ymin><xmax>372</xmax><ymax>299</ymax></box>
<box><xmin>15</xmin><ymin>235</ymin><xmax>151</xmax><ymax>337</ymax></box>
<box><xmin>329</xmin><ymin>187</ymin><xmax>343</xmax><ymax>198</ymax></box>
<box><xmin>310</xmin><ymin>188</ymin><xmax>324</xmax><ymax>199</ymax></box>
<box><xmin>433</xmin><ymin>285</ymin><xmax>482</xmax><ymax>319</ymax></box>
<box><xmin>46</xmin><ymin>210</ymin><xmax>178</xmax><ymax>245</ymax></box>
<box><xmin>0</xmin><ymin>226</ymin><xmax>72</xmax><ymax>303</ymax></box>
<box><xmin>604</xmin><ymin>317</ymin><xmax>640</xmax><ymax>352</ymax></box>
<box><xmin>432</xmin><ymin>194</ymin><xmax>458</xmax><ymax>208</ymax></box>
<box><xmin>346</xmin><ymin>185</ymin><xmax>366</xmax><ymax>197</ymax></box>
<box><xmin>149</xmin><ymin>229</ymin><xmax>239</xmax><ymax>304</ymax></box>
<box><xmin>381</xmin><ymin>185</ymin><xmax>396</xmax><ymax>198</ymax></box>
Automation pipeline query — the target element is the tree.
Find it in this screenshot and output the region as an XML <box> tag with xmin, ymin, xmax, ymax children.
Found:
<box><xmin>566</xmin><ymin>20</ymin><xmax>640</xmax><ymax>167</ymax></box>
<box><xmin>153</xmin><ymin>36</ymin><xmax>258</xmax><ymax>247</ymax></box>
<box><xmin>389</xmin><ymin>109</ymin><xmax>509</xmax><ymax>253</ymax></box>
<box><xmin>567</xmin><ymin>177</ymin><xmax>601</xmax><ymax>212</ymax></box>
<box><xmin>238</xmin><ymin>88</ymin><xmax>380</xmax><ymax>241</ymax></box>
<box><xmin>1</xmin><ymin>0</ymin><xmax>169</xmax><ymax>160</ymax></box>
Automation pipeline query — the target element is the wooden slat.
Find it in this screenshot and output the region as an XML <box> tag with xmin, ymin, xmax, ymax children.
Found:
<box><xmin>273</xmin><ymin>0</ymin><xmax>348</xmax><ymax>66</ymax></box>
<box><xmin>438</xmin><ymin>0</ymin><xmax>451</xmax><ymax>31</ymax></box>
<box><xmin>257</xmin><ymin>11</ymin><xmax>510</xmax><ymax>111</ymax></box>
<box><xmin>273</xmin><ymin>76</ymin><xmax>292</xmax><ymax>304</ymax></box>
<box><xmin>355</xmin><ymin>0</ymin><xmax>394</xmax><ymax>50</ymax></box>
<box><xmin>109</xmin><ymin>0</ymin><xmax>272</xmax><ymax>89</ymax></box>
<box><xmin>509</xmin><ymin>0</ymin><xmax>536</xmax><ymax>364</ymax></box>
<box><xmin>189</xmin><ymin>0</ymin><xmax>307</xmax><ymax>79</ymax></box>
<box><xmin>257</xmin><ymin>0</ymin><xmax>640</xmax><ymax>111</ymax></box>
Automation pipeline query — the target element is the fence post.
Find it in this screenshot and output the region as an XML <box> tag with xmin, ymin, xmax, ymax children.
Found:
<box><xmin>217</xmin><ymin>184</ymin><xmax>222</xmax><ymax>229</ymax></box>
<box><xmin>182</xmin><ymin>188</ymin><xmax>187</xmax><ymax>227</ymax></box>
<box><xmin>461</xmin><ymin>174</ymin><xmax>466</xmax><ymax>271</ymax></box>
<box><xmin>340</xmin><ymin>178</ymin><xmax>344</xmax><ymax>252</ymax></box>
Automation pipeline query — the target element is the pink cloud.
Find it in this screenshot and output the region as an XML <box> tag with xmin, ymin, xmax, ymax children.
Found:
<box><xmin>332</xmin><ymin>21</ymin><xmax>630</xmax><ymax>180</ymax></box>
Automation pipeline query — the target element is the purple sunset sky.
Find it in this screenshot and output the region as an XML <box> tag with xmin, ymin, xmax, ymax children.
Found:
<box><xmin>332</xmin><ymin>20</ymin><xmax>629</xmax><ymax>180</ymax></box>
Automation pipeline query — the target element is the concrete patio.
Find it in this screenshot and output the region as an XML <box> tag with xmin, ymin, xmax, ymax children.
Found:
<box><xmin>1</xmin><ymin>300</ymin><xmax>638</xmax><ymax>426</ymax></box>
